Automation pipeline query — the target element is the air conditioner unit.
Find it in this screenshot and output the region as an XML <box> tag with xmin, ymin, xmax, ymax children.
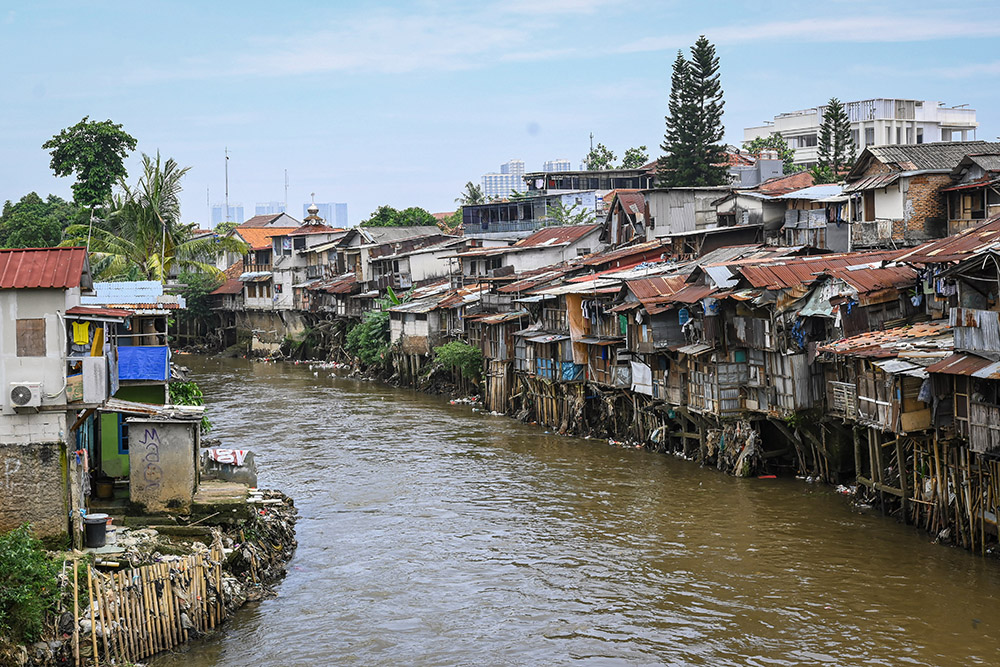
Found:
<box><xmin>9</xmin><ymin>382</ymin><xmax>42</xmax><ymax>409</ymax></box>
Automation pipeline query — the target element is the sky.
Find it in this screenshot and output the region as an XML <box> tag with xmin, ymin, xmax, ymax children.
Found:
<box><xmin>3</xmin><ymin>0</ymin><xmax>1000</xmax><ymax>227</ymax></box>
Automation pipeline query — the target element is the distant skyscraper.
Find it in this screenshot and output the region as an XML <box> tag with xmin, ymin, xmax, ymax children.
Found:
<box><xmin>303</xmin><ymin>202</ymin><xmax>348</xmax><ymax>227</ymax></box>
<box><xmin>543</xmin><ymin>159</ymin><xmax>572</xmax><ymax>172</ymax></box>
<box><xmin>210</xmin><ymin>203</ymin><xmax>245</xmax><ymax>227</ymax></box>
<box><xmin>255</xmin><ymin>201</ymin><xmax>287</xmax><ymax>216</ymax></box>
<box><xmin>482</xmin><ymin>159</ymin><xmax>527</xmax><ymax>199</ymax></box>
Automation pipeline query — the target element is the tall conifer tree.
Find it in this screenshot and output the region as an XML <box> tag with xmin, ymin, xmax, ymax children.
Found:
<box><xmin>657</xmin><ymin>36</ymin><xmax>727</xmax><ymax>187</ymax></box>
<box><xmin>817</xmin><ymin>97</ymin><xmax>855</xmax><ymax>181</ymax></box>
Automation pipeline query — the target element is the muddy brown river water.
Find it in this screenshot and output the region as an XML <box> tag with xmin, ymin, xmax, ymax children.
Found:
<box><xmin>155</xmin><ymin>356</ymin><xmax>1000</xmax><ymax>666</ymax></box>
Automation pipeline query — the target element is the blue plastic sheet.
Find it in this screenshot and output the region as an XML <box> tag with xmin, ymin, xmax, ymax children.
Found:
<box><xmin>118</xmin><ymin>346</ymin><xmax>170</xmax><ymax>381</ymax></box>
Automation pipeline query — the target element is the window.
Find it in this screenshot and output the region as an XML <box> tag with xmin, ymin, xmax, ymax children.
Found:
<box><xmin>852</xmin><ymin>129</ymin><xmax>860</xmax><ymax>148</ymax></box>
<box><xmin>293</xmin><ymin>237</ymin><xmax>306</xmax><ymax>250</ymax></box>
<box><xmin>802</xmin><ymin>134</ymin><xmax>818</xmax><ymax>147</ymax></box>
<box><xmin>864</xmin><ymin>128</ymin><xmax>875</xmax><ymax>146</ymax></box>
<box><xmin>916</xmin><ymin>128</ymin><xmax>924</xmax><ymax>144</ymax></box>
<box><xmin>16</xmin><ymin>319</ymin><xmax>46</xmax><ymax>357</ymax></box>
<box><xmin>576</xmin><ymin>247</ymin><xmax>591</xmax><ymax>256</ymax></box>
<box><xmin>118</xmin><ymin>414</ymin><xmax>130</xmax><ymax>454</ymax></box>
<box><xmin>886</xmin><ymin>127</ymin><xmax>893</xmax><ymax>144</ymax></box>
<box><xmin>896</xmin><ymin>127</ymin><xmax>901</xmax><ymax>144</ymax></box>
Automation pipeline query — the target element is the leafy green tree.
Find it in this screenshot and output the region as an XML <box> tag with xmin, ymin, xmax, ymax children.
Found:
<box><xmin>0</xmin><ymin>193</ymin><xmax>88</xmax><ymax>248</ymax></box>
<box><xmin>214</xmin><ymin>221</ymin><xmax>238</xmax><ymax>235</ymax></box>
<box><xmin>42</xmin><ymin>117</ymin><xmax>137</xmax><ymax>209</ymax></box>
<box><xmin>178</xmin><ymin>270</ymin><xmax>223</xmax><ymax>321</ymax></box>
<box><xmin>396</xmin><ymin>206</ymin><xmax>438</xmax><ymax>226</ymax></box>
<box><xmin>817</xmin><ymin>97</ymin><xmax>855</xmax><ymax>177</ymax></box>
<box><xmin>621</xmin><ymin>145</ymin><xmax>649</xmax><ymax>169</ymax></box>
<box><xmin>584</xmin><ymin>142</ymin><xmax>616</xmax><ymax>170</ymax></box>
<box><xmin>658</xmin><ymin>36</ymin><xmax>727</xmax><ymax>187</ymax></box>
<box><xmin>455</xmin><ymin>181</ymin><xmax>485</xmax><ymax>206</ymax></box>
<box><xmin>809</xmin><ymin>164</ymin><xmax>838</xmax><ymax>185</ymax></box>
<box><xmin>742</xmin><ymin>133</ymin><xmax>800</xmax><ymax>174</ymax></box>
<box><xmin>361</xmin><ymin>205</ymin><xmax>438</xmax><ymax>227</ymax></box>
<box><xmin>63</xmin><ymin>153</ymin><xmax>247</xmax><ymax>281</ymax></box>
<box><xmin>545</xmin><ymin>201</ymin><xmax>596</xmax><ymax>226</ymax></box>
<box><xmin>438</xmin><ymin>209</ymin><xmax>464</xmax><ymax>234</ymax></box>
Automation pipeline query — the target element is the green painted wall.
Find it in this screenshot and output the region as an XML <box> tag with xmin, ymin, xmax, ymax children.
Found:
<box><xmin>100</xmin><ymin>384</ymin><xmax>167</xmax><ymax>478</ymax></box>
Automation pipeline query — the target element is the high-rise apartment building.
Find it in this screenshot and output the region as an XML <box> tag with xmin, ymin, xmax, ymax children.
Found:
<box><xmin>482</xmin><ymin>160</ymin><xmax>527</xmax><ymax>199</ymax></box>
<box><xmin>542</xmin><ymin>159</ymin><xmax>572</xmax><ymax>172</ymax></box>
<box><xmin>255</xmin><ymin>201</ymin><xmax>287</xmax><ymax>216</ymax></box>
<box><xmin>303</xmin><ymin>203</ymin><xmax>348</xmax><ymax>227</ymax></box>
<box><xmin>210</xmin><ymin>203</ymin><xmax>245</xmax><ymax>228</ymax></box>
<box><xmin>744</xmin><ymin>98</ymin><xmax>979</xmax><ymax>167</ymax></box>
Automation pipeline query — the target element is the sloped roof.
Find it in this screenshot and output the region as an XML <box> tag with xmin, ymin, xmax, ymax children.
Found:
<box><xmin>514</xmin><ymin>224</ymin><xmax>602</xmax><ymax>248</ymax></box>
<box><xmin>735</xmin><ymin>251</ymin><xmax>902</xmax><ymax>290</ymax></box>
<box><xmin>819</xmin><ymin>264</ymin><xmax>917</xmax><ymax>294</ymax></box>
<box><xmin>896</xmin><ymin>214</ymin><xmax>1000</xmax><ymax>264</ymax></box>
<box><xmin>578</xmin><ymin>240</ymin><xmax>666</xmax><ymax>267</ymax></box>
<box><xmin>818</xmin><ymin>321</ymin><xmax>952</xmax><ymax>358</ymax></box>
<box><xmin>755</xmin><ymin>170</ymin><xmax>814</xmax><ymax>196</ymax></box>
<box><xmin>848</xmin><ymin>141</ymin><xmax>1000</xmax><ymax>180</ymax></box>
<box><xmin>288</xmin><ymin>224</ymin><xmax>343</xmax><ymax>236</ymax></box>
<box><xmin>353</xmin><ymin>226</ymin><xmax>443</xmax><ymax>245</ymax></box>
<box><xmin>239</xmin><ymin>213</ymin><xmax>299</xmax><ymax>228</ymax></box>
<box><xmin>950</xmin><ymin>153</ymin><xmax>1000</xmax><ymax>179</ymax></box>
<box><xmin>0</xmin><ymin>247</ymin><xmax>91</xmax><ymax>290</ymax></box>
<box><xmin>235</xmin><ymin>227</ymin><xmax>298</xmax><ymax>250</ymax></box>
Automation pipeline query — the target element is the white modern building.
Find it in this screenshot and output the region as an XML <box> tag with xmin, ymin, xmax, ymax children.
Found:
<box><xmin>543</xmin><ymin>159</ymin><xmax>572</xmax><ymax>172</ymax></box>
<box><xmin>255</xmin><ymin>201</ymin><xmax>287</xmax><ymax>216</ymax></box>
<box><xmin>482</xmin><ymin>160</ymin><xmax>527</xmax><ymax>199</ymax></box>
<box><xmin>211</xmin><ymin>203</ymin><xmax>245</xmax><ymax>227</ymax></box>
<box><xmin>744</xmin><ymin>99</ymin><xmax>979</xmax><ymax>167</ymax></box>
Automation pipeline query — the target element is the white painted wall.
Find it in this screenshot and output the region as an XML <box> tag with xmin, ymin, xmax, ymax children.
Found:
<box><xmin>874</xmin><ymin>183</ymin><xmax>905</xmax><ymax>220</ymax></box>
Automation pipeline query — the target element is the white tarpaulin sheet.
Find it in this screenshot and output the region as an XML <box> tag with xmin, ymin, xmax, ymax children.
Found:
<box><xmin>630</xmin><ymin>361</ymin><xmax>653</xmax><ymax>396</ymax></box>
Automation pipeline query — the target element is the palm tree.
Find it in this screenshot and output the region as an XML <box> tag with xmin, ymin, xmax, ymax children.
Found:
<box><xmin>63</xmin><ymin>152</ymin><xmax>247</xmax><ymax>281</ymax></box>
<box><xmin>455</xmin><ymin>181</ymin><xmax>485</xmax><ymax>206</ymax></box>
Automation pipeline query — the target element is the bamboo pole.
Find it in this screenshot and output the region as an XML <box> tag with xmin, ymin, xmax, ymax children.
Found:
<box><xmin>73</xmin><ymin>560</ymin><xmax>80</xmax><ymax>667</ymax></box>
<box><xmin>215</xmin><ymin>546</ymin><xmax>225</xmax><ymax>621</ymax></box>
<box><xmin>132</xmin><ymin>568</ymin><xmax>149</xmax><ymax>658</ymax></box>
<box><xmin>105</xmin><ymin>571</ymin><xmax>130</xmax><ymax>664</ymax></box>
<box><xmin>103</xmin><ymin>573</ymin><xmax>126</xmax><ymax>666</ymax></box>
<box><xmin>140</xmin><ymin>563</ymin><xmax>160</xmax><ymax>652</ymax></box>
<box><xmin>86</xmin><ymin>566</ymin><xmax>99</xmax><ymax>667</ymax></box>
<box><xmin>92</xmin><ymin>573</ymin><xmax>113</xmax><ymax>664</ymax></box>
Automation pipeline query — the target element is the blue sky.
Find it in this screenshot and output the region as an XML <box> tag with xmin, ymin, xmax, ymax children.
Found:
<box><xmin>3</xmin><ymin>1</ymin><xmax>999</xmax><ymax>227</ymax></box>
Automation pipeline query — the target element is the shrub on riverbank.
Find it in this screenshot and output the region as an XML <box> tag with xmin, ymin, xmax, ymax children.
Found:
<box><xmin>433</xmin><ymin>340</ymin><xmax>483</xmax><ymax>383</ymax></box>
<box><xmin>346</xmin><ymin>310</ymin><xmax>390</xmax><ymax>367</ymax></box>
<box><xmin>169</xmin><ymin>380</ymin><xmax>212</xmax><ymax>432</ymax></box>
<box><xmin>0</xmin><ymin>524</ymin><xmax>60</xmax><ymax>644</ymax></box>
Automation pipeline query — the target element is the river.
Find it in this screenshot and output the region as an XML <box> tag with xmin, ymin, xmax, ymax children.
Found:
<box><xmin>155</xmin><ymin>356</ymin><xmax>1000</xmax><ymax>666</ymax></box>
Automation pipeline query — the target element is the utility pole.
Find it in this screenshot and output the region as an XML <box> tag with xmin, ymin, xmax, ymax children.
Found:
<box><xmin>206</xmin><ymin>187</ymin><xmax>210</xmax><ymax>229</ymax></box>
<box><xmin>225</xmin><ymin>147</ymin><xmax>230</xmax><ymax>222</ymax></box>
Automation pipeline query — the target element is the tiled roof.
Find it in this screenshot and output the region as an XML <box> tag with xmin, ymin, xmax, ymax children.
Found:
<box><xmin>755</xmin><ymin>170</ymin><xmax>814</xmax><ymax>195</ymax></box>
<box><xmin>818</xmin><ymin>321</ymin><xmax>952</xmax><ymax>358</ymax></box>
<box><xmin>239</xmin><ymin>214</ymin><xmax>290</xmax><ymax>228</ymax></box>
<box><xmin>513</xmin><ymin>224</ymin><xmax>602</xmax><ymax>248</ymax></box>
<box><xmin>235</xmin><ymin>227</ymin><xmax>297</xmax><ymax>250</ymax></box>
<box><xmin>288</xmin><ymin>224</ymin><xmax>342</xmax><ymax>236</ymax></box>
<box><xmin>210</xmin><ymin>279</ymin><xmax>243</xmax><ymax>295</ymax></box>
<box><xmin>848</xmin><ymin>141</ymin><xmax>1000</xmax><ymax>180</ymax></box>
<box><xmin>896</xmin><ymin>214</ymin><xmax>1000</xmax><ymax>264</ymax></box>
<box><xmin>0</xmin><ymin>247</ymin><xmax>90</xmax><ymax>290</ymax></box>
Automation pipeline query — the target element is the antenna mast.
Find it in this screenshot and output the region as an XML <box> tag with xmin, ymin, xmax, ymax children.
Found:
<box><xmin>225</xmin><ymin>147</ymin><xmax>230</xmax><ymax>222</ymax></box>
<box><xmin>284</xmin><ymin>169</ymin><xmax>289</xmax><ymax>212</ymax></box>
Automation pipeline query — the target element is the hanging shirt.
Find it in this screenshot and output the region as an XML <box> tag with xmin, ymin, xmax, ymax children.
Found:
<box><xmin>72</xmin><ymin>321</ymin><xmax>90</xmax><ymax>345</ymax></box>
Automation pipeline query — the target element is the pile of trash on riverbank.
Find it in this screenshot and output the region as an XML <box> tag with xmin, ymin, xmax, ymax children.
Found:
<box><xmin>3</xmin><ymin>490</ymin><xmax>297</xmax><ymax>667</ymax></box>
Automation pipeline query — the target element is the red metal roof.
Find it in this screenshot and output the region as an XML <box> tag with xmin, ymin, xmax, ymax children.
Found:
<box><xmin>896</xmin><ymin>214</ymin><xmax>1000</xmax><ymax>264</ymax></box>
<box><xmin>755</xmin><ymin>170</ymin><xmax>814</xmax><ymax>196</ymax></box>
<box><xmin>210</xmin><ymin>279</ymin><xmax>244</xmax><ymax>295</ymax></box>
<box><xmin>66</xmin><ymin>305</ymin><xmax>133</xmax><ymax>318</ymax></box>
<box><xmin>0</xmin><ymin>247</ymin><xmax>90</xmax><ymax>289</ymax></box>
<box><xmin>819</xmin><ymin>264</ymin><xmax>917</xmax><ymax>294</ymax></box>
<box><xmin>735</xmin><ymin>251</ymin><xmax>902</xmax><ymax>290</ymax></box>
<box><xmin>578</xmin><ymin>240</ymin><xmax>665</xmax><ymax>267</ymax></box>
<box><xmin>925</xmin><ymin>353</ymin><xmax>1000</xmax><ymax>378</ymax></box>
<box><xmin>514</xmin><ymin>224</ymin><xmax>602</xmax><ymax>248</ymax></box>
<box><xmin>819</xmin><ymin>321</ymin><xmax>952</xmax><ymax>357</ymax></box>
<box><xmin>288</xmin><ymin>224</ymin><xmax>342</xmax><ymax>236</ymax></box>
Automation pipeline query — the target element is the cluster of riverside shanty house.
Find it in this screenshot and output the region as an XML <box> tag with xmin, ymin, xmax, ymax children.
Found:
<box><xmin>6</xmin><ymin>140</ymin><xmax>1000</xmax><ymax>553</ymax></box>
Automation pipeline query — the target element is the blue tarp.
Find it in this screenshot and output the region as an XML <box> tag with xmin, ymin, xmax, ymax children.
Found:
<box><xmin>118</xmin><ymin>346</ymin><xmax>170</xmax><ymax>381</ymax></box>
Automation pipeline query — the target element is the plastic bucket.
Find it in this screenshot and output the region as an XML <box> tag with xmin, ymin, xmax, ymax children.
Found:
<box><xmin>84</xmin><ymin>513</ymin><xmax>109</xmax><ymax>548</ymax></box>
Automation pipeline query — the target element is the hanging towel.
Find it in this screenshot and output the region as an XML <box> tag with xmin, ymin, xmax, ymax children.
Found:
<box><xmin>72</xmin><ymin>321</ymin><xmax>90</xmax><ymax>345</ymax></box>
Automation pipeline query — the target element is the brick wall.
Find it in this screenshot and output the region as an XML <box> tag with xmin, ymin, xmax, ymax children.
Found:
<box><xmin>904</xmin><ymin>174</ymin><xmax>950</xmax><ymax>239</ymax></box>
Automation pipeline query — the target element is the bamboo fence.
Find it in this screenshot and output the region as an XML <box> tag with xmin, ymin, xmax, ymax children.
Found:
<box><xmin>71</xmin><ymin>546</ymin><xmax>226</xmax><ymax>666</ymax></box>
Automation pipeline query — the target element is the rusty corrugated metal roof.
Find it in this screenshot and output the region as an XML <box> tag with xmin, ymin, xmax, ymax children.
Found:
<box><xmin>735</xmin><ymin>251</ymin><xmax>902</xmax><ymax>289</ymax></box>
<box><xmin>210</xmin><ymin>279</ymin><xmax>244</xmax><ymax>295</ymax></box>
<box><xmin>0</xmin><ymin>247</ymin><xmax>90</xmax><ymax>290</ymax></box>
<box><xmin>897</xmin><ymin>214</ymin><xmax>1000</xmax><ymax>264</ymax></box>
<box><xmin>578</xmin><ymin>240</ymin><xmax>665</xmax><ymax>267</ymax></box>
<box><xmin>513</xmin><ymin>224</ymin><xmax>602</xmax><ymax>248</ymax></box>
<box><xmin>820</xmin><ymin>264</ymin><xmax>916</xmax><ymax>293</ymax></box>
<box><xmin>925</xmin><ymin>353</ymin><xmax>1000</xmax><ymax>378</ymax></box>
<box><xmin>66</xmin><ymin>305</ymin><xmax>132</xmax><ymax>318</ymax></box>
